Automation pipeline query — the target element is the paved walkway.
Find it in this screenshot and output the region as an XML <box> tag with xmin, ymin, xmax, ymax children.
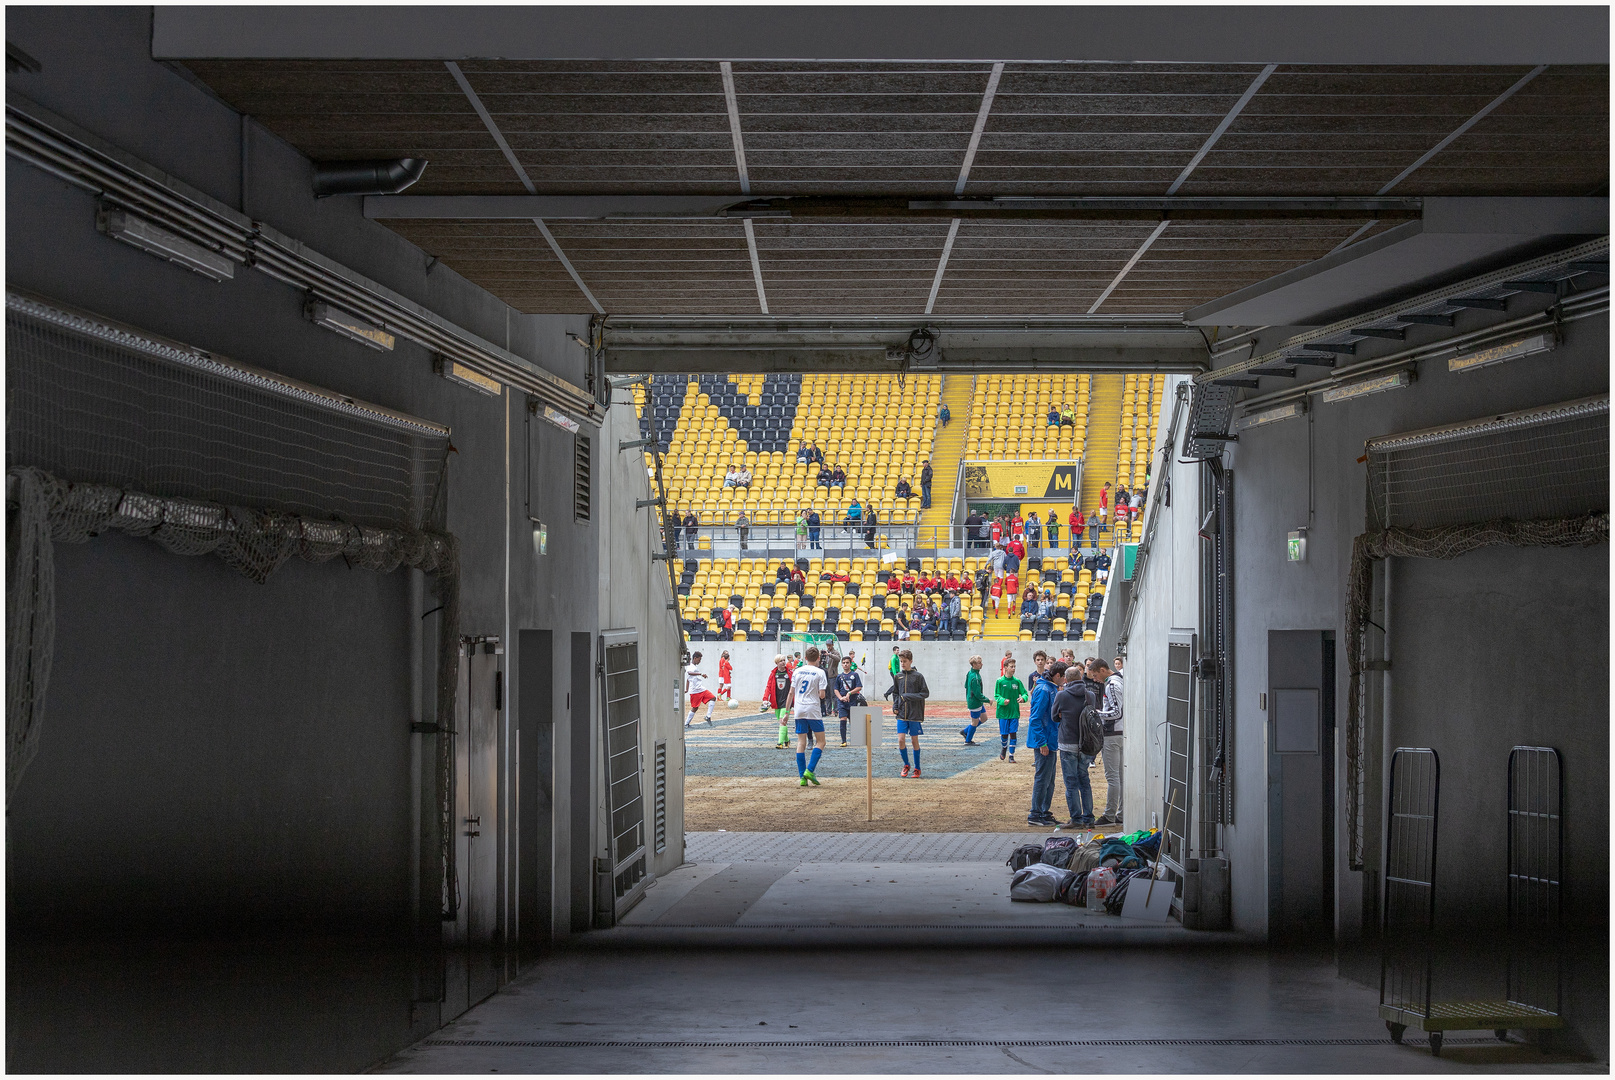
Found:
<box><xmin>688</xmin><ymin>831</ymin><xmax>1049</xmax><ymax>863</ymax></box>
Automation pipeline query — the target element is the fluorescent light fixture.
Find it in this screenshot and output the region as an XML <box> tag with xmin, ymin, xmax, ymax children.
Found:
<box><xmin>1448</xmin><ymin>332</ymin><xmax>1556</xmax><ymax>373</ymax></box>
<box><xmin>543</xmin><ymin>406</ymin><xmax>580</xmax><ymax>433</ymax></box>
<box><xmin>1234</xmin><ymin>401</ymin><xmax>1305</xmax><ymax>431</ymax></box>
<box><xmin>97</xmin><ymin>206</ymin><xmax>234</xmax><ymax>281</ymax></box>
<box><xmin>433</xmin><ymin>355</ymin><xmax>502</xmax><ymax>396</ymax></box>
<box><xmin>307</xmin><ymin>300</ymin><xmax>395</xmax><ymax>351</ymax></box>
<box><xmin>1321</xmin><ymin>369</ymin><xmax>1413</xmax><ymax>403</ymax></box>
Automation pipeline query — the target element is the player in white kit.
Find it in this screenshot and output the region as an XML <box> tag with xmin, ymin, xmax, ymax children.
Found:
<box><xmin>786</xmin><ymin>645</ymin><xmax>829</xmax><ymax>786</ymax></box>
<box><xmin>684</xmin><ymin>652</ymin><xmax>715</xmax><ymax>727</ymax></box>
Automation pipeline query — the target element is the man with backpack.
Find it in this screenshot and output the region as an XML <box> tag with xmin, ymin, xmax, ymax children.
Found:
<box><xmin>1025</xmin><ymin>661</ymin><xmax>1062</xmax><ymax>827</ymax></box>
<box><xmin>1092</xmin><ymin>659</ymin><xmax>1125</xmax><ymax>825</ymax></box>
<box><xmin>1052</xmin><ymin>659</ymin><xmax>1100</xmax><ymax>829</ymax></box>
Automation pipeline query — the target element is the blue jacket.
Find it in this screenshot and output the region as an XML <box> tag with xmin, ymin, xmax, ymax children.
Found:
<box><xmin>1026</xmin><ymin>678</ymin><xmax>1059</xmax><ymax>750</ymax></box>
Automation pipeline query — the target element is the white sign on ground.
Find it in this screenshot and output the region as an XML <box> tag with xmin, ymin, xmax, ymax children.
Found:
<box><xmin>845</xmin><ymin>705</ymin><xmax>883</xmax><ymax>746</ymax></box>
<box><xmin>1120</xmin><ymin>874</ymin><xmax>1175</xmax><ymax>922</ymax></box>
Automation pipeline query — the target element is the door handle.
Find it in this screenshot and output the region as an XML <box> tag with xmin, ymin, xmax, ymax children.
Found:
<box><xmin>464</xmin><ymin>814</ymin><xmax>481</xmax><ymax>837</ymax></box>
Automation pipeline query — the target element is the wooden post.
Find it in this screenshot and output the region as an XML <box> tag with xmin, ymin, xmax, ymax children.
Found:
<box><xmin>865</xmin><ymin>713</ymin><xmax>873</xmax><ymax>822</ymax></box>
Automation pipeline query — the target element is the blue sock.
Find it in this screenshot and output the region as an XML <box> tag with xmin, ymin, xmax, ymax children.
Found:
<box><xmin>913</xmin><ymin>748</ymin><xmax>921</xmax><ymax>771</ymax></box>
<box><xmin>1001</xmin><ymin>734</ymin><xmax>1009</xmax><ymax>750</ymax></box>
<box><xmin>808</xmin><ymin>747</ymin><xmax>822</xmax><ymax>773</ymax></box>
<box><xmin>900</xmin><ymin>747</ymin><xmax>911</xmax><ymax>768</ymax></box>
<box><xmin>1009</xmin><ymin>738</ymin><xmax>1018</xmax><ymax>756</ymax></box>
<box><xmin>796</xmin><ymin>752</ymin><xmax>806</xmax><ymax>777</ymax></box>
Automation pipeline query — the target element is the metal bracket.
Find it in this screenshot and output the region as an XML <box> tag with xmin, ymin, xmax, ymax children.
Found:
<box><xmin>636</xmin><ymin>497</ymin><xmax>665</xmax><ymax>509</ymax></box>
<box><xmin>618</xmin><ymin>437</ymin><xmax>655</xmax><ymax>452</ymax></box>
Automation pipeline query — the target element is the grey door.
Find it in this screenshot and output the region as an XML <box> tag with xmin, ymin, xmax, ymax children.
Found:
<box><xmin>446</xmin><ymin>638</ymin><xmax>502</xmax><ymax>1017</ymax></box>
<box><xmin>1267</xmin><ymin>630</ymin><xmax>1335</xmax><ymax>941</ymax></box>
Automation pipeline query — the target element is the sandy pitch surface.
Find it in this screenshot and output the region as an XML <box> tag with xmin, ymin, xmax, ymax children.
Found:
<box><xmin>686</xmin><ymin>754</ymin><xmax>1111</xmax><ymax>834</ymax></box>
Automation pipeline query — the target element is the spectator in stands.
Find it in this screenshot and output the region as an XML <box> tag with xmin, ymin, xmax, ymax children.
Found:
<box><xmin>1098</xmin><ymin>482</ymin><xmax>1111</xmax><ymax>531</ymax></box>
<box><xmin>723</xmin><ymin>466</ymin><xmax>739</xmax><ymax>487</ymax></box>
<box><xmin>794</xmin><ymin>510</ymin><xmax>808</xmax><ymax>550</ymax></box>
<box><xmin>830</xmin><ymin>464</ymin><xmax>846</xmax><ymax>488</ymax></box>
<box><xmin>1069</xmin><ymin>507</ymin><xmax>1083</xmax><ymax>548</ymax></box>
<box><xmin>1022</xmin><ymin>586</ymin><xmax>1039</xmax><ymax>618</ymax></box>
<box><xmin>991</xmin><ymin>517</ymin><xmax>1004</xmax><ymax>546</ymax></box>
<box><xmin>776</xmin><ymin>562</ymin><xmax>792</xmax><ymax>583</ymax></box>
<box><xmin>809</xmin><ymin>443</ymin><xmax>825</xmax><ymax>465</ymax></box>
<box><xmin>946</xmin><ymin>590</ymin><xmax>962</xmax><ymax>631</ymax></box>
<box><xmin>1005</xmin><ymin>570</ymin><xmax>1020</xmax><ymax>614</ymax></box>
<box><xmin>735</xmin><ymin>466</ymin><xmax>751</xmax><ymax>488</ymax></box>
<box><xmin>1047</xmin><ymin>405</ymin><xmax>1061</xmax><ymax>426</ymax></box>
<box><xmin>1129</xmin><ymin>487</ymin><xmax>1144</xmax><ymax>520</ymax></box>
<box><xmin>863</xmin><ymin>507</ymin><xmax>878</xmax><ymax>549</ymax></box>
<box><xmin>816</xmin><ymin>463</ymin><xmax>833</xmax><ymax>487</ymax></box>
<box><xmin>988</xmin><ymin>573</ymin><xmax>1004</xmax><ymax>614</ymax></box>
<box><xmin>1010</xmin><ymin>509</ymin><xmax>1023</xmax><ymax>538</ymax></box>
<box><xmin>895</xmin><ymin>478</ymin><xmax>915</xmax><ymax>501</ymax></box>
<box><xmin>846</xmin><ymin>498</ymin><xmax>863</xmax><ymax>524</ymax></box>
<box><xmin>885</xmin><ymin>573</ymin><xmax>903</xmax><ymax>596</ymax></box>
<box><xmin>1046</xmin><ymin>513</ymin><xmax>1060</xmax><ymax>549</ymax></box>
<box><xmin>965</xmin><ymin>509</ymin><xmax>985</xmax><ymax>548</ymax></box>
<box><xmin>938</xmin><ymin>402</ymin><xmax>951</xmax><ymax>428</ymax></box>
<box><xmin>1094</xmin><ymin>549</ymin><xmax>1112</xmax><ymax>584</ymax></box>
<box><xmin>894</xmin><ymin>605</ymin><xmax>912</xmax><ymax>639</ymax></box>
<box><xmin>1060</xmin><ymin>404</ymin><xmax>1075</xmax><ymax>427</ymax></box>
<box><xmin>1007</xmin><ymin>532</ymin><xmax>1025</xmax><ymax>563</ymax></box>
<box><xmin>720</xmin><ymin>605</ymin><xmax>735</xmax><ymax>640</ymax></box>
<box><xmin>1115</xmin><ymin>484</ymin><xmax>1131</xmax><ymax>521</ymax></box>
<box><xmin>975</xmin><ymin>565</ymin><xmax>992</xmax><ymax>607</ymax></box>
<box><xmin>989</xmin><ymin>541</ymin><xmax>1006</xmax><ymax>580</ymax></box>
<box><xmin>1026</xmin><ymin>511</ymin><xmax>1041</xmax><ymax>549</ymax></box>
<box><xmin>901</xmin><ymin>567</ymin><xmax>918</xmax><ymax>593</ymax></box>
<box><xmin>736</xmin><ymin>510</ymin><xmax>749</xmax><ymax>551</ymax></box>
<box><xmin>920</xmin><ymin>461</ymin><xmax>934</xmax><ymax>509</ymax></box>
<box><xmin>683</xmin><ymin>511</ymin><xmax>699</xmax><ymax>548</ymax></box>
<box><xmin>788</xmin><ymin>565</ymin><xmax>807</xmax><ymax>597</ymax></box>
<box><xmin>806</xmin><ymin>508</ymin><xmax>821</xmax><ymax>549</ymax></box>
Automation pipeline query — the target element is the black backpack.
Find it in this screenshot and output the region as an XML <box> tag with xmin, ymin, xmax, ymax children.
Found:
<box><xmin>1007</xmin><ymin>843</ymin><xmax>1044</xmax><ymax>871</ymax></box>
<box><xmin>1079</xmin><ymin>705</ymin><xmax>1105</xmax><ymax>757</ymax></box>
<box><xmin>1041</xmin><ymin>835</ymin><xmax>1078</xmax><ymax>869</ymax></box>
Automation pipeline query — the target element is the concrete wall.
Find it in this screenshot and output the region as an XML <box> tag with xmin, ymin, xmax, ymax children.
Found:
<box><xmin>693</xmin><ymin>639</ymin><xmax>1111</xmax><ymax>710</ymax></box>
<box><xmin>4</xmin><ymin>8</ymin><xmax>669</xmax><ymax>1070</ymax></box>
<box><xmin>1221</xmin><ymin>308</ymin><xmax>1607</xmax><ymax>1046</ymax></box>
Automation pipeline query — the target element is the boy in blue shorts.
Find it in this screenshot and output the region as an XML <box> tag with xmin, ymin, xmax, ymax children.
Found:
<box><xmin>832</xmin><ymin>654</ymin><xmax>865</xmax><ymax>746</ymax></box>
<box><xmin>787</xmin><ymin>646</ymin><xmax>829</xmax><ymax>786</ymax></box>
<box><xmin>994</xmin><ymin>657</ymin><xmax>1028</xmax><ymax>763</ymax></box>
<box><xmin>960</xmin><ymin>654</ymin><xmax>987</xmax><ymax>744</ymax></box>
<box><xmin>884</xmin><ymin>648</ymin><xmax>931</xmax><ymax>778</ymax></box>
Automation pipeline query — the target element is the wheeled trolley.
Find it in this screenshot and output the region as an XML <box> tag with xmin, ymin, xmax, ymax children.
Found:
<box><xmin>1378</xmin><ymin>747</ymin><xmax>1564</xmax><ymax>1056</ymax></box>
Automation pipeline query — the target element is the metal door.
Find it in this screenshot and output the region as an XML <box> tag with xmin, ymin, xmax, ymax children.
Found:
<box><xmin>1268</xmin><ymin>630</ymin><xmax>1335</xmax><ymax>941</ymax></box>
<box><xmin>446</xmin><ymin>636</ymin><xmax>501</xmax><ymax>1017</ymax></box>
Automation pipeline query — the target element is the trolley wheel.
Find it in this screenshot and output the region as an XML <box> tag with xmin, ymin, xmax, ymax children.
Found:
<box><xmin>1386</xmin><ymin>1021</ymin><xmax>1406</xmax><ymax>1044</ymax></box>
<box><xmin>1428</xmin><ymin>1032</ymin><xmax>1443</xmax><ymax>1057</ymax></box>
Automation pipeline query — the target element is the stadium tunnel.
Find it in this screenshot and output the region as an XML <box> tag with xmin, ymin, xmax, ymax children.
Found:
<box><xmin>4</xmin><ymin>6</ymin><xmax>1608</xmax><ymax>1072</ymax></box>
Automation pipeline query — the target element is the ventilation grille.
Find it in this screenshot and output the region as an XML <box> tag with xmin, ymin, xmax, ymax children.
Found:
<box><xmin>653</xmin><ymin>740</ymin><xmax>668</xmax><ymax>854</ymax></box>
<box><xmin>574</xmin><ymin>434</ymin><xmax>591</xmax><ymax>522</ymax></box>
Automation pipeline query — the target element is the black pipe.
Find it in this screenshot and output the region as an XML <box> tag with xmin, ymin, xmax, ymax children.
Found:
<box><xmin>312</xmin><ymin>158</ymin><xmax>427</xmax><ymax>198</ymax></box>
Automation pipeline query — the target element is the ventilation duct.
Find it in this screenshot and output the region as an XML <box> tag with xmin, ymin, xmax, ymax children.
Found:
<box><xmin>312</xmin><ymin>157</ymin><xmax>427</xmax><ymax>198</ymax></box>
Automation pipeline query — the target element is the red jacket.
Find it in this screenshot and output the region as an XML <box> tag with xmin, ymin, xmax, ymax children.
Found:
<box><xmin>1008</xmin><ymin>538</ymin><xmax>1025</xmax><ymax>560</ymax></box>
<box><xmin>762</xmin><ymin>667</ymin><xmax>792</xmax><ymax>709</ymax></box>
<box><xmin>886</xmin><ymin>577</ymin><xmax>903</xmax><ymax>592</ymax></box>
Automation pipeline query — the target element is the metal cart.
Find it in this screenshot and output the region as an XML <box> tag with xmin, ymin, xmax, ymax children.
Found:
<box><xmin>1378</xmin><ymin>746</ymin><xmax>1565</xmax><ymax>1055</ymax></box>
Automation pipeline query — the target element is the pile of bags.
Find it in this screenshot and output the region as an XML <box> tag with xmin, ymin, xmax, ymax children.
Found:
<box><xmin>1006</xmin><ymin>832</ymin><xmax>1164</xmax><ymax>911</ymax></box>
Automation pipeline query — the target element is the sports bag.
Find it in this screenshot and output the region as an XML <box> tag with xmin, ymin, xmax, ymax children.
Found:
<box><xmin>1056</xmin><ymin>869</ymin><xmax>1089</xmax><ymax>906</ymax></box>
<box><xmin>1040</xmin><ymin>835</ymin><xmax>1079</xmax><ymax>869</ymax></box>
<box><xmin>1009</xmin><ymin>862</ymin><xmax>1068</xmax><ymax>902</ymax></box>
<box><xmin>1006</xmin><ymin>843</ymin><xmax>1044</xmax><ymax>871</ymax></box>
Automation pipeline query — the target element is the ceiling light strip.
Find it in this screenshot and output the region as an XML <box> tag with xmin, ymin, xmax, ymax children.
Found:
<box><xmin>1088</xmin><ymin>220</ymin><xmax>1171</xmax><ymax>315</ymax></box>
<box><xmin>445</xmin><ymin>61</ymin><xmax>536</xmax><ymax>195</ymax></box>
<box><xmin>533</xmin><ymin>218</ymin><xmax>604</xmax><ymax>315</ymax></box>
<box><xmin>719</xmin><ymin>61</ymin><xmax>751</xmax><ymax>195</ymax></box>
<box><xmin>954</xmin><ymin>62</ymin><xmax>1005</xmax><ymax>196</ymax></box>
<box><xmin>1377</xmin><ymin>65</ymin><xmax>1547</xmax><ymax>195</ymax></box>
<box><xmin>925</xmin><ymin>219</ymin><xmax>962</xmax><ymax>316</ymax></box>
<box><xmin>743</xmin><ymin>218</ymin><xmax>769</xmax><ymax>315</ymax></box>
<box><xmin>1166</xmin><ymin>63</ymin><xmax>1276</xmax><ymax>196</ymax></box>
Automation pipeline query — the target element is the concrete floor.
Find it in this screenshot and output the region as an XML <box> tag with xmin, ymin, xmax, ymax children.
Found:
<box><xmin>378</xmin><ymin>944</ymin><xmax>1600</xmax><ymax>1074</ymax></box>
<box><xmin>377</xmin><ymin>834</ymin><xmax>1601</xmax><ymax>1073</ymax></box>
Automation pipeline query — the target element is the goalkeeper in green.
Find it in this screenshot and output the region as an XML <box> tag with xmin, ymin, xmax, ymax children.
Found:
<box><xmin>994</xmin><ymin>658</ymin><xmax>1028</xmax><ymax>763</ymax></box>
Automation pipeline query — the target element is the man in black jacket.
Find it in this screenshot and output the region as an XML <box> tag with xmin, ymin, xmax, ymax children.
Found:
<box><xmin>920</xmin><ymin>461</ymin><xmax>934</xmax><ymax>509</ymax></box>
<box><xmin>1051</xmin><ymin>660</ymin><xmax>1099</xmax><ymax>829</ymax></box>
<box><xmin>883</xmin><ymin>649</ymin><xmax>931</xmax><ymax>778</ymax></box>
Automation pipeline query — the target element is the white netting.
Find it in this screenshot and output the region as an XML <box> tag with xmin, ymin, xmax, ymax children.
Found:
<box><xmin>5</xmin><ymin>466</ymin><xmax>462</xmax><ymax>810</ymax></box>
<box><xmin>1367</xmin><ymin>397</ymin><xmax>1608</xmax><ymax>531</ymax></box>
<box><xmin>7</xmin><ymin>291</ymin><xmax>449</xmax><ymax>532</ymax></box>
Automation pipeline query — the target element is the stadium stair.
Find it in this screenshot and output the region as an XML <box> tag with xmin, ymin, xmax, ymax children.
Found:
<box><xmin>917</xmin><ymin>374</ymin><xmax>972</xmax><ymax>545</ymax></box>
<box><xmin>1080</xmin><ymin>374</ymin><xmax>1125</xmax><ymax>515</ymax></box>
